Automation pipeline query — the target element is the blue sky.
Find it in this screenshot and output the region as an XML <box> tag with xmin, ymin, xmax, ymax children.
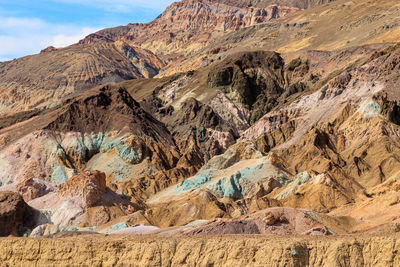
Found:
<box><xmin>0</xmin><ymin>0</ymin><xmax>176</xmax><ymax>61</ymax></box>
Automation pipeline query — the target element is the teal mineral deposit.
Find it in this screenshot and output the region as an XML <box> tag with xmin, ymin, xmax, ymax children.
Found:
<box><xmin>207</xmin><ymin>164</ymin><xmax>265</xmax><ymax>199</ymax></box>
<box><xmin>101</xmin><ymin>137</ymin><xmax>139</xmax><ymax>164</ymax></box>
<box><xmin>274</xmin><ymin>172</ymin><xmax>312</xmax><ymax>200</ymax></box>
<box><xmin>51</xmin><ymin>166</ymin><xmax>69</xmax><ymax>185</ymax></box>
<box><xmin>358</xmin><ymin>101</ymin><xmax>381</xmax><ymax>118</ymax></box>
<box><xmin>99</xmin><ymin>222</ymin><xmax>130</xmax><ymax>234</ymax></box>
<box><xmin>207</xmin><ymin>173</ymin><xmax>244</xmax><ymax>199</ymax></box>
<box><xmin>176</xmin><ymin>172</ymin><xmax>212</xmax><ymax>194</ymax></box>
<box><xmin>47</xmin><ymin>133</ymin><xmax>141</xmax><ymax>184</ymax></box>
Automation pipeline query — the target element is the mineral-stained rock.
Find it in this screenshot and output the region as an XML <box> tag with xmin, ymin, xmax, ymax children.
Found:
<box><xmin>58</xmin><ymin>170</ymin><xmax>107</xmax><ymax>208</ymax></box>
<box><xmin>161</xmin><ymin>97</ymin><xmax>239</xmax><ymax>162</ymax></box>
<box><xmin>29</xmin><ymin>224</ymin><xmax>79</xmax><ymax>238</ymax></box>
<box><xmin>0</xmin><ymin>191</ymin><xmax>31</xmax><ymax>236</ymax></box>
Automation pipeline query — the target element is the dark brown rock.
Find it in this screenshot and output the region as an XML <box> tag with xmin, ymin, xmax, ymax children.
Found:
<box><xmin>207</xmin><ymin>51</ymin><xmax>287</xmax><ymax>124</ymax></box>
<box><xmin>0</xmin><ymin>192</ymin><xmax>30</xmax><ymax>236</ymax></box>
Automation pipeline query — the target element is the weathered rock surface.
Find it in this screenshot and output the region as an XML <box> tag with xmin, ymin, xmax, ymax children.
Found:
<box><xmin>1</xmin><ymin>234</ymin><xmax>400</xmax><ymax>266</ymax></box>
<box><xmin>185</xmin><ymin>207</ymin><xmax>329</xmax><ymax>235</ymax></box>
<box><xmin>58</xmin><ymin>171</ymin><xmax>106</xmax><ymax>208</ymax></box>
<box><xmin>2</xmin><ymin>2</ymin><xmax>400</xmax><ymax>266</ymax></box>
<box><xmin>0</xmin><ymin>43</ymin><xmax>163</xmax><ymax>115</ymax></box>
<box><xmin>80</xmin><ymin>0</ymin><xmax>302</xmax><ymax>61</ymax></box>
<box><xmin>0</xmin><ymin>192</ymin><xmax>31</xmax><ymax>236</ymax></box>
<box><xmin>163</xmin><ymin>0</ymin><xmax>399</xmax><ymax>76</ymax></box>
<box><xmin>16</xmin><ymin>178</ymin><xmax>55</xmax><ymax>202</ymax></box>
<box><xmin>207</xmin><ymin>51</ymin><xmax>288</xmax><ymax>123</ymax></box>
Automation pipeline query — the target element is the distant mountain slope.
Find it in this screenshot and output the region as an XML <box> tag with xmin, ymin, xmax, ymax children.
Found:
<box><xmin>79</xmin><ymin>0</ymin><xmax>308</xmax><ymax>61</ymax></box>
<box><xmin>0</xmin><ymin>42</ymin><xmax>163</xmax><ymax>115</ymax></box>
<box><xmin>161</xmin><ymin>0</ymin><xmax>400</xmax><ymax>76</ymax></box>
<box><xmin>0</xmin><ymin>0</ymin><xmax>322</xmax><ymax>115</ymax></box>
<box><xmin>214</xmin><ymin>0</ymin><xmax>335</xmax><ymax>9</ymax></box>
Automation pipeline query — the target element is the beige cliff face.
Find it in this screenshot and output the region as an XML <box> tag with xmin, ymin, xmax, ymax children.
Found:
<box><xmin>1</xmin><ymin>234</ymin><xmax>400</xmax><ymax>266</ymax></box>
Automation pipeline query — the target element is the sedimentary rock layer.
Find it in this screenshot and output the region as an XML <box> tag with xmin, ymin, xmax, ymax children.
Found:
<box><xmin>0</xmin><ymin>235</ymin><xmax>399</xmax><ymax>266</ymax></box>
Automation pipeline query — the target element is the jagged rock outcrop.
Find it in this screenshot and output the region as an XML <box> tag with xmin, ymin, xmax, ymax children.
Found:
<box><xmin>40</xmin><ymin>46</ymin><xmax>57</xmax><ymax>53</ymax></box>
<box><xmin>159</xmin><ymin>97</ymin><xmax>238</xmax><ymax>161</ymax></box>
<box><xmin>58</xmin><ymin>171</ymin><xmax>107</xmax><ymax>208</ymax></box>
<box><xmin>214</xmin><ymin>0</ymin><xmax>335</xmax><ymax>9</ymax></box>
<box><xmin>207</xmin><ymin>51</ymin><xmax>287</xmax><ymax>123</ymax></box>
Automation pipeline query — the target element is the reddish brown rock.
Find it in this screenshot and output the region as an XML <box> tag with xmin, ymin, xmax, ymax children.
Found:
<box><xmin>263</xmin><ymin>211</ymin><xmax>288</xmax><ymax>225</ymax></box>
<box><xmin>0</xmin><ymin>192</ymin><xmax>30</xmax><ymax>236</ymax></box>
<box><xmin>16</xmin><ymin>178</ymin><xmax>55</xmax><ymax>202</ymax></box>
<box><xmin>40</xmin><ymin>46</ymin><xmax>57</xmax><ymax>53</ymax></box>
<box><xmin>58</xmin><ymin>171</ymin><xmax>107</xmax><ymax>208</ymax></box>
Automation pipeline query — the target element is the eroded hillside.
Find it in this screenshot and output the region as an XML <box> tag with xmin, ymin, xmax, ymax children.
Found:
<box><xmin>1</xmin><ymin>0</ymin><xmax>400</xmax><ymax>265</ymax></box>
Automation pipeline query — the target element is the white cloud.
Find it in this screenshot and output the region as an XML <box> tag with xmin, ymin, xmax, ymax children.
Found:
<box><xmin>52</xmin><ymin>27</ymin><xmax>99</xmax><ymax>47</ymax></box>
<box><xmin>54</xmin><ymin>0</ymin><xmax>177</xmax><ymax>12</ymax></box>
<box><xmin>0</xmin><ymin>16</ymin><xmax>99</xmax><ymax>58</ymax></box>
<box><xmin>0</xmin><ymin>56</ymin><xmax>11</xmax><ymax>62</ymax></box>
<box><xmin>0</xmin><ymin>1</ymin><xmax>178</xmax><ymax>59</ymax></box>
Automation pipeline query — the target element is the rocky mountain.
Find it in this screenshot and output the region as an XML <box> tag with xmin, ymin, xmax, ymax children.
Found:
<box><xmin>0</xmin><ymin>42</ymin><xmax>163</xmax><ymax>116</ymax></box>
<box><xmin>212</xmin><ymin>0</ymin><xmax>335</xmax><ymax>9</ymax></box>
<box><xmin>1</xmin><ymin>0</ymin><xmax>400</xmax><ymax>265</ymax></box>
<box><xmin>0</xmin><ymin>0</ymin><xmax>324</xmax><ymax>116</ymax></box>
<box><xmin>80</xmin><ymin>0</ymin><xmax>304</xmax><ymax>61</ymax></box>
<box><xmin>161</xmin><ymin>0</ymin><xmax>400</xmax><ymax>76</ymax></box>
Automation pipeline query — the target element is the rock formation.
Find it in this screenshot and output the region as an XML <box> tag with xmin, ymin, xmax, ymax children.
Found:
<box><xmin>2</xmin><ymin>235</ymin><xmax>400</xmax><ymax>266</ymax></box>
<box><xmin>0</xmin><ymin>192</ymin><xmax>32</xmax><ymax>236</ymax></box>
<box><xmin>16</xmin><ymin>178</ymin><xmax>55</xmax><ymax>202</ymax></box>
<box><xmin>185</xmin><ymin>207</ymin><xmax>329</xmax><ymax>235</ymax></box>
<box><xmin>58</xmin><ymin>171</ymin><xmax>107</xmax><ymax>208</ymax></box>
<box><xmin>79</xmin><ymin>0</ymin><xmax>301</xmax><ymax>61</ymax></box>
